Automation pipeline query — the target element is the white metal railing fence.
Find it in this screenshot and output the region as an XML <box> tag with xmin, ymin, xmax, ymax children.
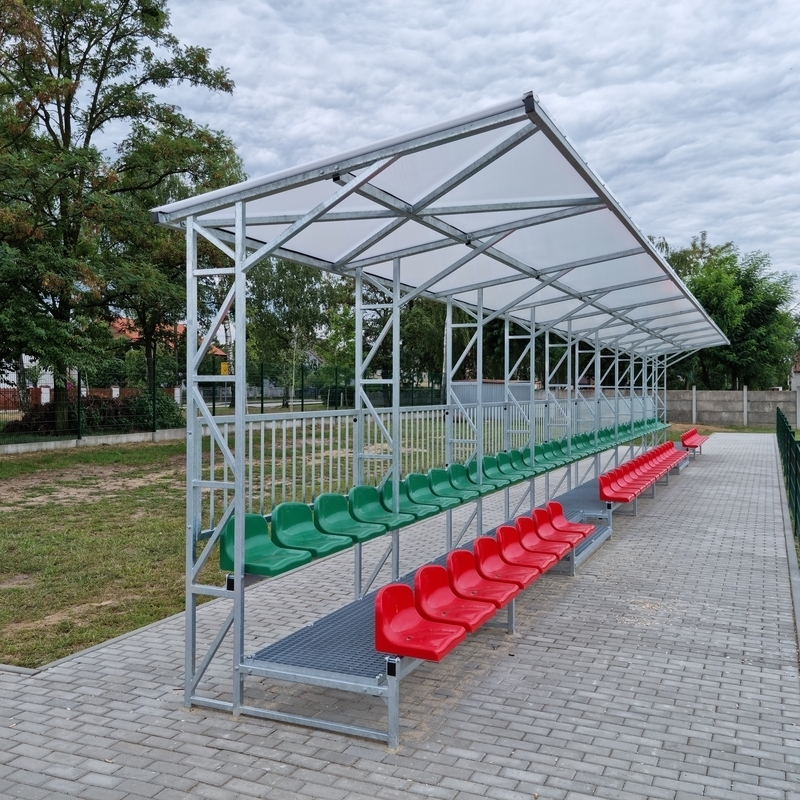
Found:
<box><xmin>196</xmin><ymin>392</ymin><xmax>659</xmax><ymax>531</ymax></box>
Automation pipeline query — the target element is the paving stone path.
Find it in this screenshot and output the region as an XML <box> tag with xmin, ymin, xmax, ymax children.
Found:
<box><xmin>1</xmin><ymin>433</ymin><xmax>798</xmax><ymax>799</ymax></box>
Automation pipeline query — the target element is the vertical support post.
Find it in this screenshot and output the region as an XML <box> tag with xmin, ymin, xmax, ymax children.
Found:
<box><xmin>301</xmin><ymin>364</ymin><xmax>305</xmax><ymax>413</ymax></box>
<box><xmin>260</xmin><ymin>363</ymin><xmax>264</xmax><ymax>414</ymax></box>
<box><xmin>184</xmin><ymin>217</ymin><xmax>199</xmax><ymax>706</ymax></box>
<box><xmin>530</xmin><ymin>307</ymin><xmax>536</xmax><ymax>507</ymax></box>
<box><xmin>743</xmin><ymin>385</ymin><xmax>748</xmax><ymax>427</ymax></box>
<box><xmin>445</xmin><ymin>297</ymin><xmax>453</xmax><ymax>467</ymax></box>
<box><xmin>544</xmin><ymin>329</ymin><xmax>551</xmax><ymax>501</ymax></box>
<box><xmin>503</xmin><ymin>314</ymin><xmax>510</xmax><ymax>453</ymax></box>
<box><xmin>76</xmin><ymin>370</ymin><xmax>82</xmax><ymax>440</ymax></box>
<box><xmin>692</xmin><ymin>384</ymin><xmax>697</xmax><ymax>425</ymax></box>
<box><xmin>392</xmin><ymin>259</ymin><xmax>402</xmax><ymax>518</ymax></box>
<box><xmin>386</xmin><ymin>657</ymin><xmax>400</xmax><ymax>748</ymax></box>
<box><xmin>629</xmin><ymin>351</ymin><xmax>635</xmax><ymax>429</ymax></box>
<box><xmin>152</xmin><ymin>349</ymin><xmax>158</xmax><ymax>433</ymax></box>
<box><xmin>594</xmin><ymin>332</ymin><xmax>601</xmax><ymax>477</ymax></box>
<box><xmin>614</xmin><ymin>347</ymin><xmax>619</xmax><ymax>440</ymax></box>
<box><xmin>231</xmin><ymin>200</ymin><xmax>248</xmax><ymax>713</ymax></box>
<box><xmin>354</xmin><ymin>270</ymin><xmax>364</xmax><ymax>488</ymax></box>
<box><xmin>566</xmin><ymin>322</ymin><xmax>572</xmax><ymax>490</ymax></box>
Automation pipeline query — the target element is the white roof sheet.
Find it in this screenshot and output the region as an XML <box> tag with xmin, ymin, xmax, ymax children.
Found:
<box><xmin>152</xmin><ymin>93</ymin><xmax>728</xmax><ymax>355</ymax></box>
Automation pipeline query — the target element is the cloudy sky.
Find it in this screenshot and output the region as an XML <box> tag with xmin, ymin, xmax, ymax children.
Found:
<box><xmin>163</xmin><ymin>0</ymin><xmax>800</xmax><ymax>277</ymax></box>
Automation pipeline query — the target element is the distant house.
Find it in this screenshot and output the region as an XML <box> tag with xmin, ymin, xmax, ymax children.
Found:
<box><xmin>110</xmin><ymin>318</ymin><xmax>226</xmax><ymax>358</ymax></box>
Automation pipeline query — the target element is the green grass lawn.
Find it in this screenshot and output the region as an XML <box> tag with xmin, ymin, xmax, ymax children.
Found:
<box><xmin>0</xmin><ymin>440</ymin><xmax>225</xmax><ymax>668</ymax></box>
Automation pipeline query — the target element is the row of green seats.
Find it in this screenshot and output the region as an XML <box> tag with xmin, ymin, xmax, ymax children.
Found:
<box><xmin>219</xmin><ymin>418</ymin><xmax>668</xmax><ymax>579</ymax></box>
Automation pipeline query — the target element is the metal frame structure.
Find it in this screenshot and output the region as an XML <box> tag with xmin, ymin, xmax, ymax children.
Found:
<box><xmin>153</xmin><ymin>91</ymin><xmax>728</xmax><ymax>742</ymax></box>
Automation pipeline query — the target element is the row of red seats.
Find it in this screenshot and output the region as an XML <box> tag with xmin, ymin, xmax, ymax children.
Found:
<box><xmin>598</xmin><ymin>442</ymin><xmax>687</xmax><ymax>503</ymax></box>
<box><xmin>681</xmin><ymin>427</ymin><xmax>709</xmax><ymax>452</ymax></box>
<box><xmin>374</xmin><ymin>502</ymin><xmax>595</xmax><ymax>661</ymax></box>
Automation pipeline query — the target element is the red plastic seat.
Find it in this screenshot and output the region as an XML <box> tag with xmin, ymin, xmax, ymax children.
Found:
<box><xmin>599</xmin><ymin>474</ymin><xmax>635</xmax><ymax>503</ymax></box>
<box><xmin>446</xmin><ymin>550</ymin><xmax>519</xmax><ymax>608</ymax></box>
<box><xmin>414</xmin><ymin>565</ymin><xmax>496</xmax><ymax>632</ymax></box>
<box><xmin>546</xmin><ymin>501</ymin><xmax>595</xmax><ymax>536</ymax></box>
<box><xmin>375</xmin><ymin>583</ymin><xmax>466</xmax><ymax>661</ymax></box>
<box><xmin>496</xmin><ymin>525</ymin><xmax>557</xmax><ymax>573</ymax></box>
<box><xmin>532</xmin><ymin>508</ymin><xmax>583</xmax><ymax>545</ymax></box>
<box><xmin>515</xmin><ymin>515</ymin><xmax>571</xmax><ymax>558</ymax></box>
<box><xmin>473</xmin><ymin>536</ymin><xmax>539</xmax><ymax>588</ymax></box>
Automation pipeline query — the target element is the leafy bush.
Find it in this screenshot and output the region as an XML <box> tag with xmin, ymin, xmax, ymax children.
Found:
<box><xmin>3</xmin><ymin>392</ymin><xmax>184</xmax><ymax>436</ymax></box>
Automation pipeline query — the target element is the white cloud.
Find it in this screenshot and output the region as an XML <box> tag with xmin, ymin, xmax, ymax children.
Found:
<box><xmin>161</xmin><ymin>0</ymin><xmax>800</xmax><ymax>276</ymax></box>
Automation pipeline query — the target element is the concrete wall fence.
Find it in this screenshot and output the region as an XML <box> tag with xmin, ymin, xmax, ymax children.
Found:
<box><xmin>667</xmin><ymin>388</ymin><xmax>799</xmax><ymax>428</ymax></box>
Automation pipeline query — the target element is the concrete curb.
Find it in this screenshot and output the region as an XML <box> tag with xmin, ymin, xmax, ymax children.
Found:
<box><xmin>0</xmin><ymin>427</ymin><xmax>185</xmax><ymax>456</ymax></box>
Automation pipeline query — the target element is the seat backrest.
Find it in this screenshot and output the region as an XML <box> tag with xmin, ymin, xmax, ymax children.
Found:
<box><xmin>546</xmin><ymin>501</ymin><xmax>565</xmax><ymax>520</ymax></box>
<box><xmin>271</xmin><ymin>502</ymin><xmax>314</xmax><ymax>538</ymax></box>
<box><xmin>314</xmin><ymin>493</ymin><xmax>351</xmax><ymax>524</ymax></box>
<box><xmin>414</xmin><ymin>564</ymin><xmax>450</xmax><ymax>608</ymax></box>
<box><xmin>375</xmin><ymin>583</ymin><xmax>416</xmax><ymax>645</ymax></box>
<box><xmin>515</xmin><ymin>515</ymin><xmax>536</xmax><ymax>536</ymax></box>
<box><xmin>221</xmin><ymin>513</ymin><xmax>269</xmax><ymax>565</ymax></box>
<box><xmin>405</xmin><ymin>472</ymin><xmax>429</xmax><ymax>496</ymax></box>
<box><xmin>495</xmin><ymin>524</ymin><xmax>520</xmax><ymax>552</ymax></box>
<box><xmin>380</xmin><ymin>479</ymin><xmax>397</xmax><ymax>506</ymax></box>
<box><xmin>482</xmin><ymin>455</ymin><xmax>500</xmax><ymax>475</ymax></box>
<box><xmin>429</xmin><ymin>468</ymin><xmax>453</xmax><ymax>493</ymax></box>
<box><xmin>473</xmin><ymin>535</ymin><xmax>500</xmax><ymax>564</ymax></box>
<box><xmin>532</xmin><ymin>507</ymin><xmax>556</xmax><ymax>536</ymax></box>
<box><xmin>349</xmin><ymin>484</ymin><xmax>381</xmax><ymax>516</ymax></box>
<box><xmin>446</xmin><ymin>549</ymin><xmax>477</xmax><ymax>586</ymax></box>
<box><xmin>496</xmin><ymin>452</ymin><xmax>513</xmax><ymax>470</ymax></box>
<box><xmin>447</xmin><ymin>463</ymin><xmax>468</xmax><ymax>485</ymax></box>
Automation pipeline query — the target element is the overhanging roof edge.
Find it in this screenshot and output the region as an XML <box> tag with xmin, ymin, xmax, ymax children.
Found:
<box><xmin>522</xmin><ymin>93</ymin><xmax>729</xmax><ymax>349</ymax></box>
<box><xmin>151</xmin><ymin>98</ymin><xmax>526</xmax><ymax>223</ymax></box>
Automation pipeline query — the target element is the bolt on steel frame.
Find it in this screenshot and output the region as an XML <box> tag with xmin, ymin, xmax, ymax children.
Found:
<box><xmin>153</xmin><ymin>92</ymin><xmax>729</xmax><ymax>741</ymax></box>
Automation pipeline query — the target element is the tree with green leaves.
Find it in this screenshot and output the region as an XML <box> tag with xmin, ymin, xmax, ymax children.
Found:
<box><xmin>658</xmin><ymin>234</ymin><xmax>797</xmax><ymax>390</ymax></box>
<box><xmin>247</xmin><ymin>259</ymin><xmax>330</xmax><ymax>407</ymax></box>
<box><xmin>0</xmin><ymin>0</ymin><xmax>234</xmax><ymax>428</ymax></box>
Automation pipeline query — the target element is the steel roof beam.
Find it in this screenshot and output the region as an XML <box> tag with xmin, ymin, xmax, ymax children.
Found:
<box><xmin>152</xmin><ymin>102</ymin><xmax>530</xmax><ymax>222</ymax></box>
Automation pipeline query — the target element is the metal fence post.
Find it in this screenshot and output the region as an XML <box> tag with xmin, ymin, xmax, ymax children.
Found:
<box><xmin>301</xmin><ymin>363</ymin><xmax>305</xmax><ymax>413</ymax></box>
<box><xmin>76</xmin><ymin>370</ymin><xmax>82</xmax><ymax>439</ymax></box>
<box><xmin>260</xmin><ymin>363</ymin><xmax>264</xmax><ymax>414</ymax></box>
<box><xmin>152</xmin><ymin>349</ymin><xmax>158</xmax><ymax>432</ymax></box>
<box><xmin>743</xmin><ymin>385</ymin><xmax>748</xmax><ymax>427</ymax></box>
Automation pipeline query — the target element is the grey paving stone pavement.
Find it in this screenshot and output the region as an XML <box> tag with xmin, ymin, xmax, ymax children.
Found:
<box><xmin>1</xmin><ymin>433</ymin><xmax>799</xmax><ymax>799</ymax></box>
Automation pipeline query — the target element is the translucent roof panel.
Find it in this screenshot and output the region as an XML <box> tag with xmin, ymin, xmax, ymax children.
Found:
<box><xmin>152</xmin><ymin>93</ymin><xmax>727</xmax><ymax>355</ymax></box>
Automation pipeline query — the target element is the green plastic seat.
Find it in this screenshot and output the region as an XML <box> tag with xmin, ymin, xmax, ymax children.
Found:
<box><xmin>483</xmin><ymin>455</ymin><xmax>522</xmax><ymax>485</ymax></box>
<box><xmin>405</xmin><ymin>472</ymin><xmax>460</xmax><ymax>510</ymax></box>
<box><xmin>467</xmin><ymin>459</ymin><xmax>509</xmax><ymax>489</ymax></box>
<box><xmin>271</xmin><ymin>502</ymin><xmax>352</xmax><ymax>557</ymax></box>
<box><xmin>540</xmin><ymin>441</ymin><xmax>569</xmax><ymax>468</ymax></box>
<box><xmin>448</xmin><ymin>463</ymin><xmax>493</xmax><ymax>496</ymax></box>
<box><xmin>314</xmin><ymin>494</ymin><xmax>386</xmax><ymax>543</ymax></box>
<box><xmin>219</xmin><ymin>513</ymin><xmax>312</xmax><ymax>577</ymax></box>
<box><xmin>348</xmin><ymin>485</ymin><xmax>416</xmax><ymax>530</ymax></box>
<box><xmin>521</xmin><ymin>445</ymin><xmax>550</xmax><ymax>473</ymax></box>
<box><xmin>509</xmin><ymin>449</ymin><xmax>543</xmax><ymax>476</ymax></box>
<box><xmin>495</xmin><ymin>451</ymin><xmax>531</xmax><ymax>481</ymax></box>
<box><xmin>380</xmin><ymin>480</ymin><xmax>439</xmax><ymax>520</ymax></box>
<box><xmin>428</xmin><ymin>468</ymin><xmax>479</xmax><ymax>502</ymax></box>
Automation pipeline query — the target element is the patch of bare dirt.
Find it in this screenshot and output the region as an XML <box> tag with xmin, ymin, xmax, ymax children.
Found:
<box><xmin>0</xmin><ymin>574</ymin><xmax>36</xmax><ymax>590</ymax></box>
<box><xmin>0</xmin><ymin>460</ymin><xmax>184</xmax><ymax>511</ymax></box>
<box><xmin>1</xmin><ymin>596</ymin><xmax>140</xmax><ymax>635</ymax></box>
